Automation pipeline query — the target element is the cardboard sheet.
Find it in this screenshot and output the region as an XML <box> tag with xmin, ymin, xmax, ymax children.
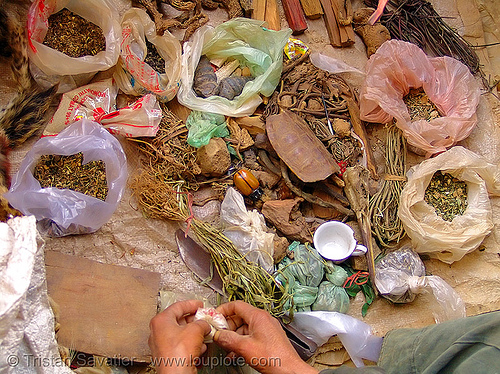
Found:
<box><xmin>45</xmin><ymin>251</ymin><xmax>161</xmax><ymax>362</ymax></box>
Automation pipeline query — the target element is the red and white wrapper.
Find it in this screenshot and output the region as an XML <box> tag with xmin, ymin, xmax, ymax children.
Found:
<box><xmin>43</xmin><ymin>78</ymin><xmax>162</xmax><ymax>138</ymax></box>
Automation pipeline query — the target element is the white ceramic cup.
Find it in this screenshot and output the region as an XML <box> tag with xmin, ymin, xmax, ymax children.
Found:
<box><xmin>313</xmin><ymin>221</ymin><xmax>367</xmax><ymax>263</ymax></box>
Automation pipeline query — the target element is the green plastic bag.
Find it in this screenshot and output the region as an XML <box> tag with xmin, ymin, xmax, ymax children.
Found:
<box><xmin>324</xmin><ymin>261</ymin><xmax>348</xmax><ymax>287</ymax></box>
<box><xmin>185</xmin><ymin>110</ymin><xmax>229</xmax><ymax>148</ymax></box>
<box><xmin>178</xmin><ymin>18</ymin><xmax>292</xmax><ymax>117</ymax></box>
<box><xmin>312</xmin><ymin>281</ymin><xmax>350</xmax><ymax>313</ymax></box>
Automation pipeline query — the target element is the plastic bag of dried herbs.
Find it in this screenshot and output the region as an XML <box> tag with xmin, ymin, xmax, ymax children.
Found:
<box><xmin>359</xmin><ymin>40</ymin><xmax>481</xmax><ymax>156</ymax></box>
<box><xmin>114</xmin><ymin>8</ymin><xmax>182</xmax><ymax>102</ymax></box>
<box><xmin>177</xmin><ymin>18</ymin><xmax>292</xmax><ymax>117</ymax></box>
<box><xmin>5</xmin><ymin>119</ymin><xmax>127</xmax><ymax>237</ymax></box>
<box><xmin>398</xmin><ymin>146</ymin><xmax>500</xmax><ymax>263</ymax></box>
<box><xmin>27</xmin><ymin>0</ymin><xmax>121</xmax><ymax>92</ymax></box>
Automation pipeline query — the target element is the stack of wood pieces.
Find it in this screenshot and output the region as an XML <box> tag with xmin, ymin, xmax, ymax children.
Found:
<box><xmin>319</xmin><ymin>0</ymin><xmax>355</xmax><ymax>47</ymax></box>
<box><xmin>251</xmin><ymin>0</ymin><xmax>281</xmax><ymax>31</ymax></box>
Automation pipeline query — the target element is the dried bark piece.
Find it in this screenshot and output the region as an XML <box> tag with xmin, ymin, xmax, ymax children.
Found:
<box><xmin>262</xmin><ymin>197</ymin><xmax>312</xmax><ymax>243</ymax></box>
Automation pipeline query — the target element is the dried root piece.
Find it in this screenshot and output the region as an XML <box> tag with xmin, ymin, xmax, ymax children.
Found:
<box><xmin>353</xmin><ymin>8</ymin><xmax>390</xmax><ymax>57</ymax></box>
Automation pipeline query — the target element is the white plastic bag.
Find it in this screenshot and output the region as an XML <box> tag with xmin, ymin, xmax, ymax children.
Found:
<box><xmin>43</xmin><ymin>78</ymin><xmax>162</xmax><ymax>137</ymax></box>
<box><xmin>0</xmin><ymin>216</ymin><xmax>72</xmax><ymax>374</ymax></box>
<box><xmin>27</xmin><ymin>0</ymin><xmax>121</xmax><ymax>91</ymax></box>
<box><xmin>359</xmin><ymin>40</ymin><xmax>481</xmax><ymax>156</ymax></box>
<box><xmin>177</xmin><ymin>18</ymin><xmax>291</xmax><ymax>117</ymax></box>
<box><xmin>5</xmin><ymin>120</ymin><xmax>127</xmax><ymax>237</ymax></box>
<box><xmin>113</xmin><ymin>8</ymin><xmax>182</xmax><ymax>102</ymax></box>
<box><xmin>220</xmin><ymin>188</ymin><xmax>275</xmax><ymax>273</ymax></box>
<box><xmin>375</xmin><ymin>246</ymin><xmax>466</xmax><ymax>323</ymax></box>
<box><xmin>398</xmin><ymin>146</ymin><xmax>500</xmax><ymax>263</ymax></box>
<box><xmin>289</xmin><ymin>311</ymin><xmax>383</xmax><ymax>367</ymax></box>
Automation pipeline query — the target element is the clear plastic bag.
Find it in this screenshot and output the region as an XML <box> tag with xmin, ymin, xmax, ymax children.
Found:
<box><xmin>290</xmin><ymin>311</ymin><xmax>383</xmax><ymax>367</ymax></box>
<box><xmin>177</xmin><ymin>18</ymin><xmax>291</xmax><ymax>117</ymax></box>
<box><xmin>359</xmin><ymin>40</ymin><xmax>481</xmax><ymax>156</ymax></box>
<box><xmin>220</xmin><ymin>188</ymin><xmax>275</xmax><ymax>273</ymax></box>
<box><xmin>43</xmin><ymin>78</ymin><xmax>162</xmax><ymax>138</ymax></box>
<box><xmin>375</xmin><ymin>246</ymin><xmax>466</xmax><ymax>323</ymax></box>
<box><xmin>5</xmin><ymin>120</ymin><xmax>127</xmax><ymax>237</ymax></box>
<box><xmin>27</xmin><ymin>0</ymin><xmax>121</xmax><ymax>92</ymax></box>
<box><xmin>398</xmin><ymin>146</ymin><xmax>500</xmax><ymax>263</ymax></box>
<box><xmin>113</xmin><ymin>8</ymin><xmax>182</xmax><ymax>102</ymax></box>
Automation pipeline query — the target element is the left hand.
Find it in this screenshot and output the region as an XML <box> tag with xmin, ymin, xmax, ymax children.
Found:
<box><xmin>149</xmin><ymin>300</ymin><xmax>211</xmax><ymax>374</ymax></box>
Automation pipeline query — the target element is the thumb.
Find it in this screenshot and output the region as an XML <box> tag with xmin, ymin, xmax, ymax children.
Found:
<box><xmin>215</xmin><ymin>329</ymin><xmax>246</xmax><ymax>352</ymax></box>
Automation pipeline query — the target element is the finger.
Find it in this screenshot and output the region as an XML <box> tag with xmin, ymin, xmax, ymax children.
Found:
<box><xmin>225</xmin><ymin>314</ymin><xmax>245</xmax><ymax>331</ymax></box>
<box><xmin>189</xmin><ymin>319</ymin><xmax>212</xmax><ymax>338</ymax></box>
<box><xmin>235</xmin><ymin>325</ymin><xmax>249</xmax><ymax>335</ymax></box>
<box><xmin>216</xmin><ymin>300</ymin><xmax>260</xmax><ymax>322</ymax></box>
<box><xmin>215</xmin><ymin>329</ymin><xmax>248</xmax><ymax>352</ymax></box>
<box><xmin>164</xmin><ymin>300</ymin><xmax>204</xmax><ymax>323</ymax></box>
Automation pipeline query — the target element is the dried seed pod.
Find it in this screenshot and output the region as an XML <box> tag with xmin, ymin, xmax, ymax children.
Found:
<box><xmin>217</xmin><ymin>76</ymin><xmax>253</xmax><ymax>100</ymax></box>
<box><xmin>193</xmin><ymin>56</ymin><xmax>218</xmax><ymax>98</ymax></box>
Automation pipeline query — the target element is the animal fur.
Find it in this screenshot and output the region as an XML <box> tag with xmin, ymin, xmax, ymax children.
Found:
<box><xmin>0</xmin><ymin>6</ymin><xmax>58</xmax><ymax>221</ymax></box>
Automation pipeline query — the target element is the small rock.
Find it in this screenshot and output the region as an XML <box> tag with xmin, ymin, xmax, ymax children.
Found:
<box><xmin>252</xmin><ymin>170</ymin><xmax>281</xmax><ymax>189</ymax></box>
<box><xmin>197</xmin><ymin>138</ymin><xmax>231</xmax><ymax>177</ymax></box>
<box><xmin>332</xmin><ymin>118</ymin><xmax>351</xmax><ymax>138</ymax></box>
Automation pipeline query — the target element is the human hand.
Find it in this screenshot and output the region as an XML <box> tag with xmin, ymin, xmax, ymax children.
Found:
<box><xmin>148</xmin><ymin>300</ymin><xmax>211</xmax><ymax>374</ymax></box>
<box><xmin>215</xmin><ymin>301</ymin><xmax>318</xmax><ymax>374</ymax></box>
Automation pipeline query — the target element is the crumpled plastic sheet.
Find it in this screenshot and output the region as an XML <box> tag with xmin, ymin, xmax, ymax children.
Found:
<box><xmin>0</xmin><ymin>216</ymin><xmax>71</xmax><ymax>374</ymax></box>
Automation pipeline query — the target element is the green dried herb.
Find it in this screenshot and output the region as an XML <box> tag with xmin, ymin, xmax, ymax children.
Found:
<box><xmin>43</xmin><ymin>8</ymin><xmax>106</xmax><ymax>58</ymax></box>
<box><xmin>144</xmin><ymin>39</ymin><xmax>166</xmax><ymax>74</ymax></box>
<box><xmin>424</xmin><ymin>171</ymin><xmax>468</xmax><ymax>221</ymax></box>
<box><xmin>33</xmin><ymin>153</ymin><xmax>108</xmax><ymax>201</ymax></box>
<box><xmin>403</xmin><ymin>88</ymin><xmax>441</xmax><ymax>121</ymax></box>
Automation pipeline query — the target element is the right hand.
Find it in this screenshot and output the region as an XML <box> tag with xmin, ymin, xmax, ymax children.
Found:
<box><xmin>215</xmin><ymin>301</ymin><xmax>318</xmax><ymax>374</ymax></box>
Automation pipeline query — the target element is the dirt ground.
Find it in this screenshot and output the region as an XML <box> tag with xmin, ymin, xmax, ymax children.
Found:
<box><xmin>1</xmin><ymin>0</ymin><xmax>499</xmax><ymax>369</ymax></box>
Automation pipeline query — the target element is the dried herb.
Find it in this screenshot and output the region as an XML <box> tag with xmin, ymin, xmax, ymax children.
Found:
<box><xmin>43</xmin><ymin>8</ymin><xmax>106</xmax><ymax>58</ymax></box>
<box><xmin>403</xmin><ymin>88</ymin><xmax>441</xmax><ymax>121</ymax></box>
<box><xmin>424</xmin><ymin>171</ymin><xmax>468</xmax><ymax>221</ymax></box>
<box><xmin>363</xmin><ymin>0</ymin><xmax>481</xmax><ymax>77</ymax></box>
<box><xmin>33</xmin><ymin>153</ymin><xmax>108</xmax><ymax>201</ymax></box>
<box><xmin>144</xmin><ymin>39</ymin><xmax>166</xmax><ymax>74</ymax></box>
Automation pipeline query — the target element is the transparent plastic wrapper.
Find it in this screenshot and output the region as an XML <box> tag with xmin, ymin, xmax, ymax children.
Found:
<box><xmin>186</xmin><ymin>111</ymin><xmax>229</xmax><ymax>148</ymax></box>
<box><xmin>290</xmin><ymin>311</ymin><xmax>383</xmax><ymax>367</ymax></box>
<box><xmin>27</xmin><ymin>0</ymin><xmax>121</xmax><ymax>91</ymax></box>
<box><xmin>220</xmin><ymin>188</ymin><xmax>274</xmax><ymax>273</ymax></box>
<box><xmin>5</xmin><ymin>120</ymin><xmax>127</xmax><ymax>237</ymax></box>
<box><xmin>43</xmin><ymin>78</ymin><xmax>162</xmax><ymax>138</ymax></box>
<box><xmin>177</xmin><ymin>18</ymin><xmax>292</xmax><ymax>117</ymax></box>
<box><xmin>359</xmin><ymin>40</ymin><xmax>481</xmax><ymax>156</ymax></box>
<box><xmin>194</xmin><ymin>308</ymin><xmax>229</xmax><ymax>343</ymax></box>
<box><xmin>375</xmin><ymin>246</ymin><xmax>466</xmax><ymax>323</ymax></box>
<box><xmin>398</xmin><ymin>146</ymin><xmax>500</xmax><ymax>263</ymax></box>
<box><xmin>114</xmin><ymin>8</ymin><xmax>182</xmax><ymax>102</ymax></box>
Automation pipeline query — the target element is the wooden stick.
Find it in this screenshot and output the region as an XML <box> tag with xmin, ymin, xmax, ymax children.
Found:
<box><xmin>331</xmin><ymin>0</ymin><xmax>355</xmax><ymax>46</ymax></box>
<box><xmin>319</xmin><ymin>0</ymin><xmax>342</xmax><ymax>47</ymax></box>
<box><xmin>282</xmin><ymin>0</ymin><xmax>308</xmax><ymax>34</ymax></box>
<box><xmin>252</xmin><ymin>0</ymin><xmax>266</xmax><ymax>21</ymax></box>
<box><xmin>300</xmin><ymin>0</ymin><xmax>323</xmax><ymax>19</ymax></box>
<box><xmin>265</xmin><ymin>0</ymin><xmax>282</xmax><ymax>31</ymax></box>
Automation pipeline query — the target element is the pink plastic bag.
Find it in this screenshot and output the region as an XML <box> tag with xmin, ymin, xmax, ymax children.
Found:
<box><xmin>360</xmin><ymin>40</ymin><xmax>481</xmax><ymax>156</ymax></box>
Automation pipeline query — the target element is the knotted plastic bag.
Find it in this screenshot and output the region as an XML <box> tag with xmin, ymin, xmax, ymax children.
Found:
<box><xmin>43</xmin><ymin>78</ymin><xmax>162</xmax><ymax>138</ymax></box>
<box><xmin>375</xmin><ymin>246</ymin><xmax>466</xmax><ymax>323</ymax></box>
<box><xmin>398</xmin><ymin>146</ymin><xmax>500</xmax><ymax>263</ymax></box>
<box><xmin>220</xmin><ymin>188</ymin><xmax>275</xmax><ymax>273</ymax></box>
<box><xmin>27</xmin><ymin>0</ymin><xmax>121</xmax><ymax>92</ymax></box>
<box><xmin>114</xmin><ymin>8</ymin><xmax>182</xmax><ymax>102</ymax></box>
<box><xmin>185</xmin><ymin>111</ymin><xmax>229</xmax><ymax>148</ymax></box>
<box><xmin>177</xmin><ymin>18</ymin><xmax>291</xmax><ymax>117</ymax></box>
<box><xmin>360</xmin><ymin>40</ymin><xmax>481</xmax><ymax>156</ymax></box>
<box><xmin>5</xmin><ymin>120</ymin><xmax>127</xmax><ymax>237</ymax></box>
